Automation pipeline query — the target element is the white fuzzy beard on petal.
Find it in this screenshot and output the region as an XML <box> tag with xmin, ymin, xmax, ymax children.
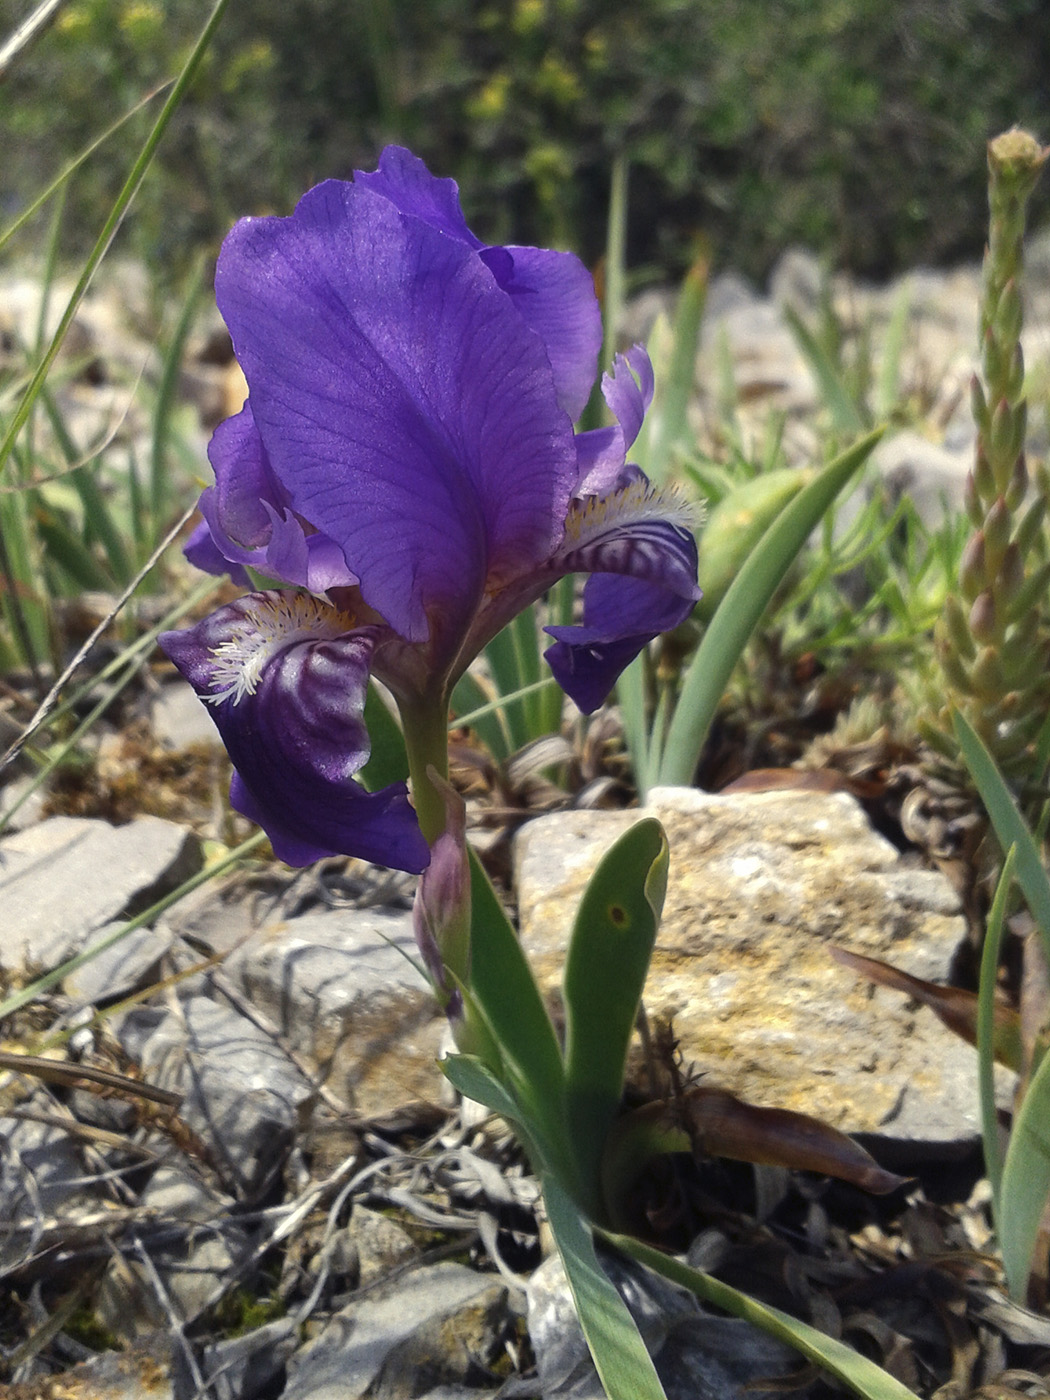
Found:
<box><xmin>562</xmin><ymin>476</ymin><xmax>697</xmax><ymax>551</ymax></box>
<box><xmin>205</xmin><ymin>592</ymin><xmax>355</xmax><ymax>706</ymax></box>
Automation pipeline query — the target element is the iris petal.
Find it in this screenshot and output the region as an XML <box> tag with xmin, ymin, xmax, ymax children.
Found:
<box><xmin>545</xmin><ymin>573</ymin><xmax>696</xmax><ymax>715</ymax></box>
<box><xmin>216</xmin><ymin>180</ymin><xmax>577</xmax><ymax>644</ymax></box>
<box><xmin>357</xmin><ymin>147</ymin><xmax>601</xmax><ymax>421</ymax></box>
<box><xmin>159</xmin><ymin>593</ymin><xmax>429</xmax><ymax>871</ymax></box>
<box><xmin>544</xmin><ymin>468</ymin><xmax>700</xmax><ymax>713</ymax></box>
<box><xmin>574</xmin><ymin>348</ymin><xmax>655</xmax><ymax>495</ymax></box>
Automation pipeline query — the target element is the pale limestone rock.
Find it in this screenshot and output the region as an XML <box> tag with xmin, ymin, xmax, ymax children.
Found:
<box><xmin>515</xmin><ymin>787</ymin><xmax>995</xmax><ymax>1144</ymax></box>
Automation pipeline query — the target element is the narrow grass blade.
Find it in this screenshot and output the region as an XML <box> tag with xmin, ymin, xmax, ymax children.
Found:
<box><xmin>562</xmin><ymin>818</ymin><xmax>667</xmax><ymax>1213</ymax></box>
<box><xmin>952</xmin><ymin>709</ymin><xmax>1050</xmax><ymax>963</ymax></box>
<box><xmin>34</xmin><ymin>507</ymin><xmax>112</xmax><ymax>590</ymax></box>
<box><xmin>602</xmin><ymin>154</ymin><xmax>628</xmax><ymax>373</ymax></box>
<box><xmin>874</xmin><ymin>278</ymin><xmax>911</xmax><ymax>420</ymax></box>
<box><xmin>0</xmin><ymin>501</ymin><xmax>197</xmax><ymax>774</ymax></box>
<box><xmin>1001</xmin><ymin>1040</ymin><xmax>1050</xmax><ymax>1299</ymax></box>
<box><xmin>658</xmin><ymin>427</ymin><xmax>883</xmax><ymax>786</ymax></box>
<box><xmin>150</xmin><ymin>260</ymin><xmax>206</xmax><ymax>530</ymax></box>
<box><xmin>483</xmin><ymin>623</ymin><xmax>530</xmax><ymax>752</ymax></box>
<box><xmin>604</xmin><ymin>1231</ymin><xmax>920</xmax><ymax>1400</ymax></box>
<box><xmin>509</xmin><ymin>605</ymin><xmax>544</xmax><ymax>739</ymax></box>
<box><xmin>783</xmin><ymin>304</ymin><xmax>868</xmax><ymax>436</ymax></box>
<box><xmin>642</xmin><ymin>250</ymin><xmax>708</xmax><ymax>484</ymax></box>
<box><xmin>0</xmin><ymin>87</ymin><xmax>170</xmax><ymax>255</ymax></box>
<box><xmin>0</xmin><ymin>0</ymin><xmax>231</xmax><ymax>476</ymax></box>
<box><xmin>0</xmin><ymin>0</ymin><xmax>64</xmax><ymax>78</ymax></box>
<box><xmin>979</xmin><ymin>844</ymin><xmax>1016</xmax><ymax>1224</ymax></box>
<box><xmin>546</xmin><ymin>1178</ymin><xmax>668</xmax><ymax>1400</ymax></box>
<box><xmin>616</xmin><ymin>651</ymin><xmax>654</xmax><ymax>799</ymax></box>
<box><xmin>38</xmin><ymin>380</ymin><xmax>133</xmax><ymax>583</ymax></box>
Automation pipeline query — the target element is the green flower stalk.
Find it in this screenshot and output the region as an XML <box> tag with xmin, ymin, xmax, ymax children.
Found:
<box><xmin>925</xmin><ymin>129</ymin><xmax>1050</xmax><ymax>810</ymax></box>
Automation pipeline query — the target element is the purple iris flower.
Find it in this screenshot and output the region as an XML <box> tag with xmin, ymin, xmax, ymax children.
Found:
<box><xmin>161</xmin><ymin>147</ymin><xmax>699</xmax><ymax>871</ymax></box>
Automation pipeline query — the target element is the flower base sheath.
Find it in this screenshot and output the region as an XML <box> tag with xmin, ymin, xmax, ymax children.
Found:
<box><xmin>162</xmin><ymin>146</ymin><xmax>699</xmax><ymax>869</ymax></box>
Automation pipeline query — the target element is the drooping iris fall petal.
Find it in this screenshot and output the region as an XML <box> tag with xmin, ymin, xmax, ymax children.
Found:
<box><xmin>160</xmin><ymin>593</ymin><xmax>429</xmax><ymax>872</ymax></box>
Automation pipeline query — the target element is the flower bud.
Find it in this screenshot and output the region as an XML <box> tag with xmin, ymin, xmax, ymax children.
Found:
<box><xmin>973</xmin><ymin>445</ymin><xmax>996</xmax><ymax>505</ymax></box>
<box><xmin>990</xmin><ymin>398</ymin><xmax>1016</xmax><ymax>487</ymax></box>
<box><xmin>1005</xmin><ymin>452</ymin><xmax>1029</xmax><ymax>511</ymax></box>
<box><xmin>1006</xmin><ymin>341</ymin><xmax>1026</xmax><ymax>402</ymax></box>
<box><xmin>970</xmin><ymin>374</ymin><xmax>990</xmax><ymax>436</ymax></box>
<box><xmin>1006</xmin><ymin>559</ymin><xmax>1050</xmax><ymax>624</ymax></box>
<box><xmin>969</xmin><ymin>591</ymin><xmax>997</xmax><ymax>644</ymax></box>
<box><xmin>983</xmin><ymin>495</ymin><xmax>1010</xmax><ymax>571</ymax></box>
<box><xmin>964</xmin><ymin>471</ymin><xmax>984</xmax><ymax>529</ymax></box>
<box><xmin>982</xmin><ymin>327</ymin><xmax>1003</xmax><ymax>389</ymax></box>
<box><xmin>971</xmin><ymin>644</ymin><xmax>1006</xmax><ymax>697</ymax></box>
<box><xmin>1014</xmin><ymin>491</ymin><xmax>1047</xmax><ymax>556</ymax></box>
<box><xmin>937</xmin><ymin>645</ymin><xmax>976</xmax><ymax>696</ymax></box>
<box><xmin>996</xmin><ymin>541</ymin><xmax>1024</xmax><ymax>605</ymax></box>
<box><xmin>996</xmin><ymin>278</ymin><xmax>1023</xmax><ymax>344</ymax></box>
<box><xmin>943</xmin><ymin>593</ymin><xmax>977</xmax><ymax>660</ymax></box>
<box><xmin>413</xmin><ymin>771</ymin><xmax>471</xmax><ymax>997</ymax></box>
<box><xmin>959</xmin><ymin>531</ymin><xmax>987</xmax><ymax>600</ymax></box>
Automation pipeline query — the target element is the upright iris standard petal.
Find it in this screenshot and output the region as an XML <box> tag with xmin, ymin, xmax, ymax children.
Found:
<box><xmin>357</xmin><ymin>146</ymin><xmax>602</xmax><ymax>420</ymax></box>
<box><xmin>159</xmin><ymin>593</ymin><xmax>429</xmax><ymax>872</ymax></box>
<box><xmin>215</xmin><ymin>180</ymin><xmax>581</xmax><ymax>647</ymax></box>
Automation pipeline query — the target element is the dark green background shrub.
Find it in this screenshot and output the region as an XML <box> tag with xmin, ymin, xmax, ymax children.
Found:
<box><xmin>3</xmin><ymin>0</ymin><xmax>1047</xmax><ymax>280</ymax></box>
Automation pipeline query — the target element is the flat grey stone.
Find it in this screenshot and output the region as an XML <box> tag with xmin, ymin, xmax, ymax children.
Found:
<box><xmin>62</xmin><ymin>920</ymin><xmax>174</xmax><ymax>1004</ymax></box>
<box><xmin>282</xmin><ymin>1262</ymin><xmax>506</xmax><ymax>1399</ymax></box>
<box><xmin>515</xmin><ymin>787</ymin><xmax>1006</xmax><ymax>1146</ymax></box>
<box><xmin>0</xmin><ymin>815</ymin><xmax>199</xmax><ymax>975</ymax></box>
<box><xmin>224</xmin><ymin>906</ymin><xmax>446</xmax><ymax>1116</ymax></box>
<box><xmin>121</xmin><ymin>996</ymin><xmax>314</xmax><ymax>1194</ymax></box>
<box><xmin>0</xmin><ymin>1333</ymin><xmax>181</xmax><ymax>1399</ymax></box>
<box><xmin>151</xmin><ymin>680</ymin><xmax>226</xmax><ymax>750</ymax></box>
<box><xmin>869</xmin><ymin>428</ymin><xmax>971</xmax><ymax>524</ymax></box>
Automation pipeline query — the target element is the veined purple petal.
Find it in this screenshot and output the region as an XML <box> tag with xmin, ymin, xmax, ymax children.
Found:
<box><xmin>184</xmin><ymin>519</ymin><xmax>251</xmax><ymax>587</ymax></box>
<box><xmin>216</xmin><ymin>181</ymin><xmax>577</xmax><ymax>645</ymax></box>
<box><xmin>208</xmin><ymin>404</ymin><xmax>287</xmax><ymax>549</ymax></box>
<box><xmin>159</xmin><ymin>592</ymin><xmax>429</xmax><ymax>871</ymax></box>
<box><xmin>482</xmin><ymin>246</ymin><xmax>601</xmax><ymax>422</ymax></box>
<box><xmin>545</xmin><ymin>573</ymin><xmax>696</xmax><ymax>715</ymax></box>
<box><xmin>543</xmin><ymin>469</ymin><xmax>699</xmax><ymax>712</ymax></box>
<box><xmin>355</xmin><ymin>145</ymin><xmax>481</xmax><ymax>247</ymax></box>
<box><xmin>356</xmin><ymin>148</ymin><xmax>601</xmax><ymax>421</ymax></box>
<box><xmin>573</xmin><ymin>348</ymin><xmax>655</xmax><ymax>496</ymax></box>
<box><xmin>197</xmin><ymin>404</ymin><xmax>358</xmax><ymax>592</ymax></box>
<box><xmin>557</xmin><ymin>472</ymin><xmax>699</xmax><ymax>599</ymax></box>
<box><xmin>603</xmin><ymin>345</ymin><xmax>654</xmax><ymax>450</ymax></box>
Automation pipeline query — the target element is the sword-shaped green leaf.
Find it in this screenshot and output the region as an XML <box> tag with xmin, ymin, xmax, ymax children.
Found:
<box><xmin>545</xmin><ymin>1176</ymin><xmax>668</xmax><ymax>1400</ymax></box>
<box><xmin>658</xmin><ymin>427</ymin><xmax>884</xmax><ymax>786</ymax></box>
<box><xmin>604</xmin><ymin>1230</ymin><xmax>920</xmax><ymax>1400</ymax></box>
<box><xmin>467</xmin><ymin>849</ymin><xmax>565</xmax><ymax>1115</ymax></box>
<box><xmin>563</xmin><ymin>818</ymin><xmax>668</xmax><ymax>1216</ymax></box>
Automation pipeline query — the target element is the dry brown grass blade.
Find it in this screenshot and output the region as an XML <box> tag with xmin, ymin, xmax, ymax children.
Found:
<box><xmin>0</xmin><ymin>1049</ymin><xmax>182</xmax><ymax>1107</ymax></box>
<box><xmin>831</xmin><ymin>945</ymin><xmax>1024</xmax><ymax>1070</ymax></box>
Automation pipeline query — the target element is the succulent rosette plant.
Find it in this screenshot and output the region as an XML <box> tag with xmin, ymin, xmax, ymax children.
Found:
<box><xmin>162</xmin><ymin>146</ymin><xmax>699</xmax><ymax>872</ymax></box>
